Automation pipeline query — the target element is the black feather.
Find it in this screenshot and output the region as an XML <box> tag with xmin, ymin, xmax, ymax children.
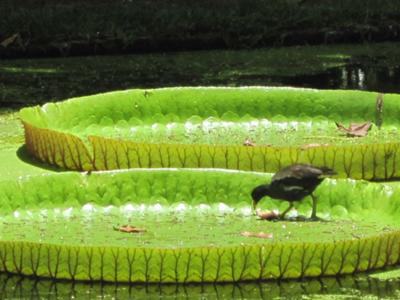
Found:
<box><xmin>251</xmin><ymin>164</ymin><xmax>336</xmax><ymax>205</ymax></box>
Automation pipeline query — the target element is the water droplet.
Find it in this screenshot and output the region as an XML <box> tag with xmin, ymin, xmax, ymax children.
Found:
<box><xmin>175</xmin><ymin>203</ymin><xmax>187</xmax><ymax>213</ymax></box>
<box><xmin>218</xmin><ymin>203</ymin><xmax>233</xmax><ymax>214</ymax></box>
<box><xmin>239</xmin><ymin>207</ymin><xmax>252</xmax><ymax>216</ymax></box>
<box><xmin>198</xmin><ymin>204</ymin><xmax>211</xmax><ymax>212</ymax></box>
<box><xmin>150</xmin><ymin>203</ymin><xmax>163</xmax><ymax>213</ymax></box>
<box><xmin>82</xmin><ymin>203</ymin><xmax>96</xmax><ymax>213</ymax></box>
<box><xmin>62</xmin><ymin>207</ymin><xmax>73</xmax><ymax>218</ymax></box>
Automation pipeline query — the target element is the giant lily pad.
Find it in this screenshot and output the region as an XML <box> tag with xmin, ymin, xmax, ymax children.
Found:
<box><xmin>0</xmin><ymin>169</ymin><xmax>399</xmax><ymax>282</ymax></box>
<box><xmin>19</xmin><ymin>87</ymin><xmax>400</xmax><ymax>180</ymax></box>
<box><xmin>8</xmin><ymin>87</ymin><xmax>400</xmax><ymax>283</ymax></box>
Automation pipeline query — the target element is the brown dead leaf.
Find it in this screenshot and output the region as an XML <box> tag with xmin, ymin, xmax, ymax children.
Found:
<box><xmin>257</xmin><ymin>210</ymin><xmax>280</xmax><ymax>220</ymax></box>
<box><xmin>1</xmin><ymin>33</ymin><xmax>20</xmax><ymax>48</ymax></box>
<box><xmin>300</xmin><ymin>143</ymin><xmax>329</xmax><ymax>150</ymax></box>
<box><xmin>243</xmin><ymin>138</ymin><xmax>255</xmax><ymax>146</ymax></box>
<box><xmin>240</xmin><ymin>231</ymin><xmax>253</xmax><ymax>237</ymax></box>
<box><xmin>256</xmin><ymin>232</ymin><xmax>274</xmax><ymax>238</ymax></box>
<box><xmin>335</xmin><ymin>122</ymin><xmax>372</xmax><ymax>137</ymax></box>
<box><xmin>114</xmin><ymin>225</ymin><xmax>146</xmax><ymax>233</ymax></box>
<box><xmin>241</xmin><ymin>231</ymin><xmax>273</xmax><ymax>239</ymax></box>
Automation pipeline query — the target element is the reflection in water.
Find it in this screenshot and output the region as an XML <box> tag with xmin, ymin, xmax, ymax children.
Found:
<box><xmin>278</xmin><ymin>65</ymin><xmax>400</xmax><ymax>93</ymax></box>
<box><xmin>342</xmin><ymin>66</ymin><xmax>366</xmax><ymax>89</ymax></box>
<box><xmin>0</xmin><ymin>273</ymin><xmax>399</xmax><ymax>299</ymax></box>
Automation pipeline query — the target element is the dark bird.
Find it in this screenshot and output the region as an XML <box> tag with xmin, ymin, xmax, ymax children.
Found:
<box><xmin>251</xmin><ymin>164</ymin><xmax>336</xmax><ymax>220</ymax></box>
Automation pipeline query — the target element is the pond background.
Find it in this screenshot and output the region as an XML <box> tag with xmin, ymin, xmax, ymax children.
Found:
<box><xmin>1</xmin><ymin>42</ymin><xmax>400</xmax><ymax>107</ymax></box>
<box><xmin>2</xmin><ymin>43</ymin><xmax>400</xmax><ymax>299</ymax></box>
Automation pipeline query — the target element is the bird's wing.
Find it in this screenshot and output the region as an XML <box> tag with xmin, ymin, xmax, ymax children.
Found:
<box><xmin>280</xmin><ymin>185</ymin><xmax>305</xmax><ymax>193</ymax></box>
<box><xmin>272</xmin><ymin>164</ymin><xmax>323</xmax><ymax>182</ymax></box>
<box><xmin>269</xmin><ymin>180</ymin><xmax>309</xmax><ymax>200</ymax></box>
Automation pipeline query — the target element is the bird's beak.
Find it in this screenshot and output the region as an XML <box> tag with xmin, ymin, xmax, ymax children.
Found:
<box><xmin>252</xmin><ymin>200</ymin><xmax>257</xmax><ymax>212</ymax></box>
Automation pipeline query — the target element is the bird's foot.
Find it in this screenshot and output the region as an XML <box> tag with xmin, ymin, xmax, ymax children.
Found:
<box><xmin>278</xmin><ymin>213</ymin><xmax>288</xmax><ymax>221</ymax></box>
<box><xmin>308</xmin><ymin>215</ymin><xmax>326</xmax><ymax>222</ymax></box>
<box><xmin>292</xmin><ymin>215</ymin><xmax>308</xmax><ymax>222</ymax></box>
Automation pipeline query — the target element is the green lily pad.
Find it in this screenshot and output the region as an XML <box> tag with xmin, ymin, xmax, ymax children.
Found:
<box><xmin>19</xmin><ymin>87</ymin><xmax>400</xmax><ymax>180</ymax></box>
<box><xmin>0</xmin><ymin>169</ymin><xmax>399</xmax><ymax>283</ymax></box>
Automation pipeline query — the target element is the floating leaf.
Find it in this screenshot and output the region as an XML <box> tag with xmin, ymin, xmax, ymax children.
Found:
<box><xmin>241</xmin><ymin>231</ymin><xmax>273</xmax><ymax>239</ymax></box>
<box><xmin>114</xmin><ymin>225</ymin><xmax>146</xmax><ymax>233</ymax></box>
<box><xmin>335</xmin><ymin>122</ymin><xmax>372</xmax><ymax>137</ymax></box>
<box><xmin>20</xmin><ymin>88</ymin><xmax>400</xmax><ymax>180</ymax></box>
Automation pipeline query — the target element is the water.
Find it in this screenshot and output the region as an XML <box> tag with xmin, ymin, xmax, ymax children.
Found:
<box><xmin>278</xmin><ymin>65</ymin><xmax>400</xmax><ymax>93</ymax></box>
<box><xmin>1</xmin><ymin>273</ymin><xmax>400</xmax><ymax>300</ymax></box>
<box><xmin>2</xmin><ymin>43</ymin><xmax>400</xmax><ymax>106</ymax></box>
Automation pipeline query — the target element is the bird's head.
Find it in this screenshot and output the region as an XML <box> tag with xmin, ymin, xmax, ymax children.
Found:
<box><xmin>251</xmin><ymin>184</ymin><xmax>271</xmax><ymax>211</ymax></box>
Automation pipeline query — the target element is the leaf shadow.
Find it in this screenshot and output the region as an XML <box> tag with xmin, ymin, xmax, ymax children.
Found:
<box><xmin>16</xmin><ymin>144</ymin><xmax>67</xmax><ymax>173</ymax></box>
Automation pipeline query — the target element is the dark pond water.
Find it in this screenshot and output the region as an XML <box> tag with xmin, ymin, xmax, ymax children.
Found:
<box><xmin>1</xmin><ymin>273</ymin><xmax>400</xmax><ymax>300</ymax></box>
<box><xmin>278</xmin><ymin>65</ymin><xmax>400</xmax><ymax>93</ymax></box>
<box><xmin>2</xmin><ymin>42</ymin><xmax>400</xmax><ymax>106</ymax></box>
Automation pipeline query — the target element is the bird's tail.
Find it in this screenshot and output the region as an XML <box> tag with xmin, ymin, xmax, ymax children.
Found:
<box><xmin>319</xmin><ymin>166</ymin><xmax>337</xmax><ymax>176</ymax></box>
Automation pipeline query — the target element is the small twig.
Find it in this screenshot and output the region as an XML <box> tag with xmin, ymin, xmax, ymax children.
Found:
<box><xmin>375</xmin><ymin>93</ymin><xmax>384</xmax><ymax>129</ymax></box>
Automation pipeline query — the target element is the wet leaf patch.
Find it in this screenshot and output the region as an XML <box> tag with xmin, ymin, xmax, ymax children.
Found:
<box><xmin>0</xmin><ymin>206</ymin><xmax>396</xmax><ymax>248</ymax></box>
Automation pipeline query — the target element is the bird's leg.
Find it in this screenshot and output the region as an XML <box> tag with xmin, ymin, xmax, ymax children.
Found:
<box><xmin>310</xmin><ymin>193</ymin><xmax>320</xmax><ymax>221</ymax></box>
<box><xmin>280</xmin><ymin>202</ymin><xmax>294</xmax><ymax>219</ymax></box>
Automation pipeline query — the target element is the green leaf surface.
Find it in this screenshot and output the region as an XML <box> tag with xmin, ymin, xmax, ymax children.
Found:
<box><xmin>19</xmin><ymin>87</ymin><xmax>400</xmax><ymax>180</ymax></box>
<box><xmin>12</xmin><ymin>87</ymin><xmax>400</xmax><ymax>282</ymax></box>
<box><xmin>0</xmin><ymin>169</ymin><xmax>399</xmax><ymax>282</ymax></box>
